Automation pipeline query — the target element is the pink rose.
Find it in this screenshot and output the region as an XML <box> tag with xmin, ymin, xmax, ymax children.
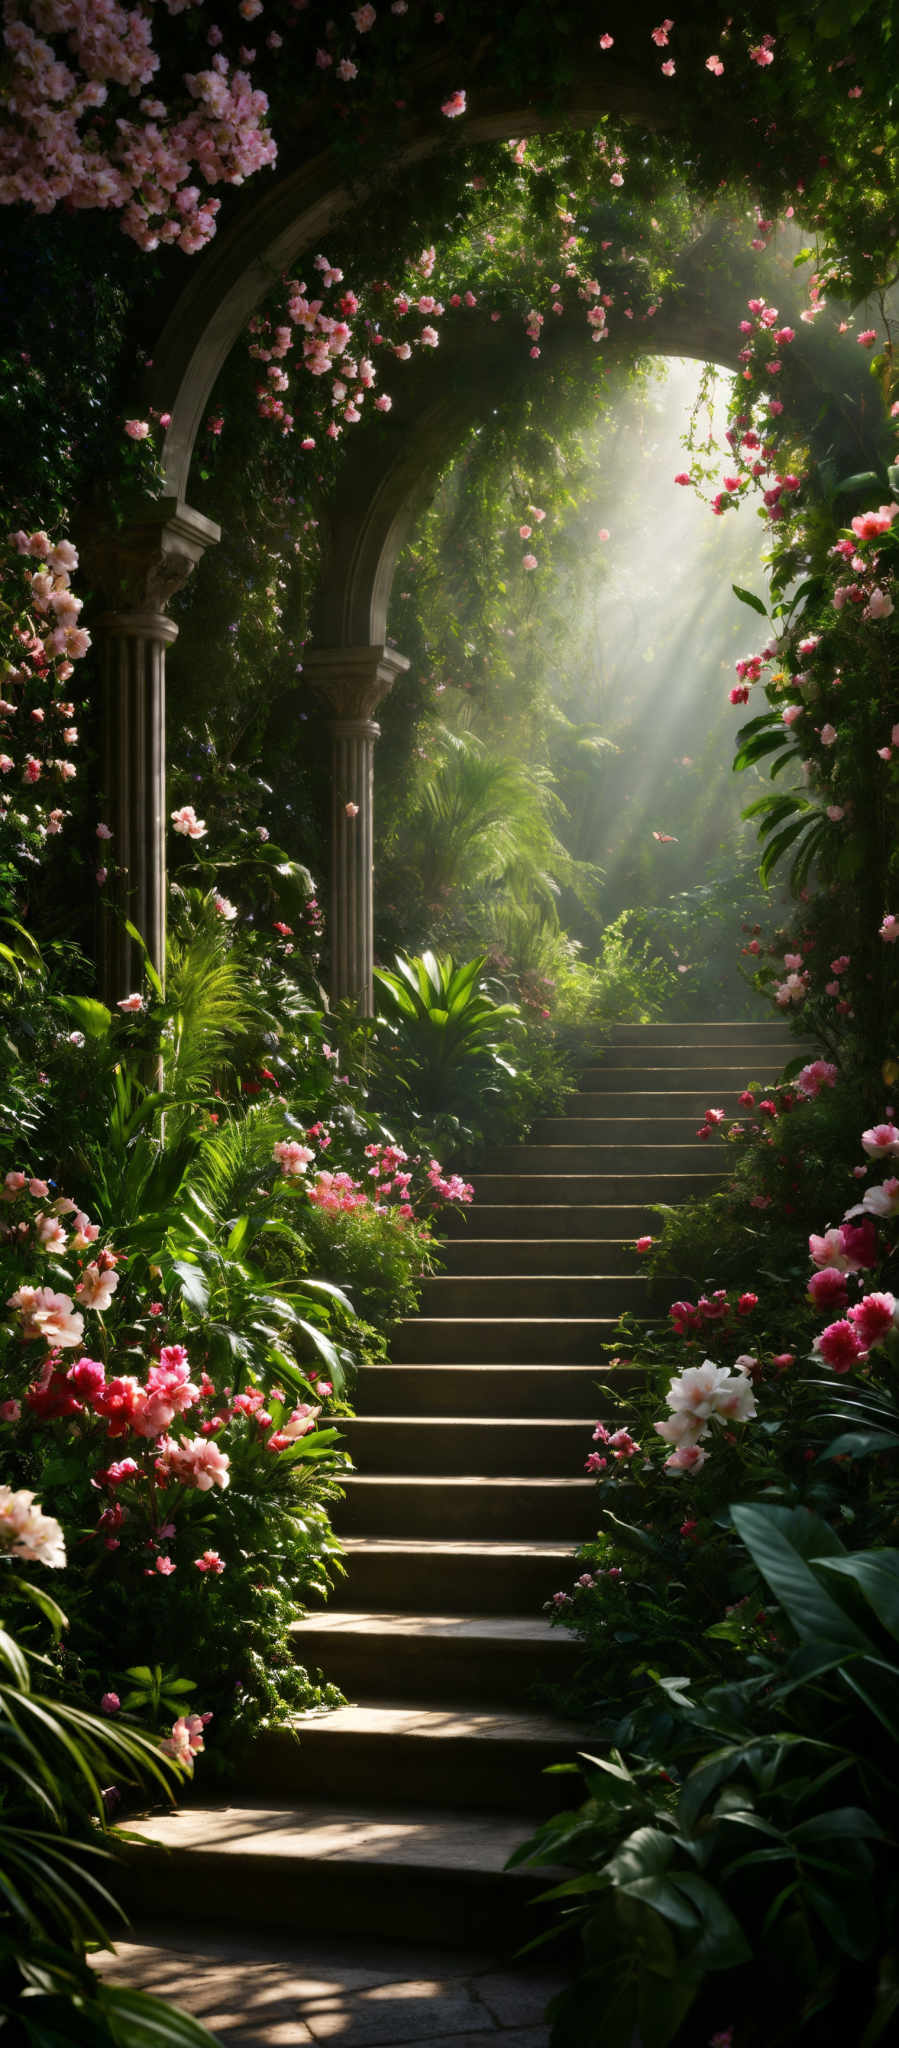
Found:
<box><xmin>813</xmin><ymin>1320</ymin><xmax>864</xmax><ymax>1373</ymax></box>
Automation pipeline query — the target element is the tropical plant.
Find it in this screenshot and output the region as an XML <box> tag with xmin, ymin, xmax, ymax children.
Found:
<box><xmin>1</xmin><ymin>1557</ymin><xmax>217</xmax><ymax>2046</ymax></box>
<box><xmin>372</xmin><ymin>949</ymin><xmax>522</xmax><ymax>1117</ymax></box>
<box><xmin>514</xmin><ymin>1504</ymin><xmax>899</xmax><ymax>2048</ymax></box>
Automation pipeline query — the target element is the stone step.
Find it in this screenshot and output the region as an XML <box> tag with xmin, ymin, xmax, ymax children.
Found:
<box><xmin>579</xmin><ymin>1059</ymin><xmax>791</xmax><ymax>1086</ymax></box>
<box><xmin>603</xmin><ymin>1021</ymin><xmax>810</xmax><ymax>1043</ymax></box>
<box><xmin>390</xmin><ymin>1317</ymin><xmax>617</xmax><ymax>1364</ymax></box>
<box><xmin>355</xmin><ymin>1362</ymin><xmax>643</xmax><ymax>1419</ymax></box>
<box><xmin>418</xmin><ymin>1273</ymin><xmax>667</xmax><ymax>1315</ymax></box>
<box><xmin>291</xmin><ymin>1611</ymin><xmax>581</xmax><ymax>1705</ymax></box>
<box><xmin>338</xmin><ymin>1416</ymin><xmax>599</xmax><ymax>1476</ymax></box>
<box><xmin>247</xmin><ymin>1703</ymin><xmax>584</xmax><ymax>1814</ymax></box>
<box><xmin>437</xmin><ymin>1236</ymin><xmax>645</xmax><ymax>1274</ymax></box>
<box><xmin>532</xmin><ymin>1114</ymin><xmax>732</xmax><ymax>1142</ymax></box>
<box><xmin>117</xmin><ymin>1800</ymin><xmax>556</xmax><ymax>1948</ymax></box>
<box><xmin>486</xmin><ymin>1143</ymin><xmax>721</xmax><ymax>1172</ymax></box>
<box><xmin>325</xmin><ymin>1535</ymin><xmax>580</xmax><ymax>1611</ymax></box>
<box><xmin>443</xmin><ymin>1204</ymin><xmax>660</xmax><ymax>1238</ymax></box>
<box><xmin>566</xmin><ymin>1092</ymin><xmax>749</xmax><ymax>1120</ymax></box>
<box><xmin>467</xmin><ymin>1172</ymin><xmax>724</xmax><ymax>1205</ymax></box>
<box><xmin>332</xmin><ymin>1475</ymin><xmax>598</xmax><ymax>1540</ymax></box>
<box><xmin>582</xmin><ymin>1041</ymin><xmax>798</xmax><ymax>1072</ymax></box>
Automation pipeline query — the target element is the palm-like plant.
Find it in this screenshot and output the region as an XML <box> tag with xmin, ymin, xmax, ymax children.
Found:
<box><xmin>1</xmin><ymin>1577</ymin><xmax>216</xmax><ymax>2044</ymax></box>
<box><xmin>372</xmin><ymin>949</ymin><xmax>522</xmax><ymax>1114</ymax></box>
<box><xmin>410</xmin><ymin>729</ymin><xmax>568</xmax><ymax>914</ymax></box>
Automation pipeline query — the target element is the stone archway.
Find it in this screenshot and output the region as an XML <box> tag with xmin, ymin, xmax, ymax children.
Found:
<box><xmin>93</xmin><ymin>96</ymin><xmax>868</xmax><ymax>1005</ymax></box>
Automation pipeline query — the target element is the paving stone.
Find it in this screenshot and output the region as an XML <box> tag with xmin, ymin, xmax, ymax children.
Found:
<box><xmin>472</xmin><ymin>1975</ymin><xmax>563</xmax><ymax>2028</ymax></box>
<box><xmin>302</xmin><ymin>1992</ymin><xmax>489</xmax><ymax>2044</ymax></box>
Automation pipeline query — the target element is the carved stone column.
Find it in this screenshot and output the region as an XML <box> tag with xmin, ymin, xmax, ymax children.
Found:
<box><xmin>83</xmin><ymin>499</ymin><xmax>220</xmax><ymax>1002</ymax></box>
<box><xmin>303</xmin><ymin>645</ymin><xmax>410</xmax><ymax>1010</ymax></box>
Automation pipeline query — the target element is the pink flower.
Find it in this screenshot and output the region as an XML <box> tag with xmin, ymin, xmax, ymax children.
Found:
<box><xmin>441</xmin><ymin>90</ymin><xmax>467</xmax><ymax>117</ymax></box>
<box><xmin>171</xmin><ymin>804</ymin><xmax>206</xmax><ymax>839</ymax></box>
<box><xmin>813</xmin><ymin>1319</ymin><xmax>864</xmax><ymax>1373</ymax></box>
<box><xmin>344</xmin><ymin>801</ymin><xmax>360</xmax><ymax>818</ymax></box>
<box><xmin>598</xmin><ymin>33</ymin><xmax>614</xmax><ymax>49</ymax></box>
<box><xmin>162</xmin><ymin>1435</ymin><xmax>230</xmax><ymax>1491</ymax></box>
<box><xmin>848</xmin><ymin>1292</ymin><xmax>898</xmax><ymax>1352</ymax></box>
<box><xmin>796</xmin><ymin>1060</ymin><xmax>838</xmax><ymax>1099</ymax></box>
<box><xmin>819</xmin><ymin>723</ymin><xmax>837</xmax><ymax>747</ymax></box>
<box><xmin>858</xmin><ymin>1176</ymin><xmax>899</xmax><ymax>1219</ymax></box>
<box><xmin>116</xmin><ymin>993</ymin><xmax>144</xmax><ymax>1013</ymax></box>
<box><xmin>8</xmin><ymin>1285</ymin><xmax>84</xmax><ymax>1349</ymax></box>
<box><xmin>861</xmin><ymin>1122</ymin><xmax>899</xmax><ymax>1159</ymax></box>
<box><xmin>101</xmin><ymin>1693</ymin><xmax>121</xmax><ymax>1714</ymax></box>
<box><xmin>636</xmin><ymin>1235</ymin><xmax>653</xmax><ymax>1252</ymax></box>
<box><xmin>96</xmin><ymin>822</ymin><xmax>113</xmax><ymax>840</ymax></box>
<box><xmin>864</xmin><ymin>588</ymin><xmax>894</xmax><ymax>621</ymax></box>
<box><xmin>665</xmin><ymin>1443</ymin><xmax>707</xmax><ymax>1473</ymax></box>
<box><xmin>273</xmin><ymin>1139</ymin><xmax>315</xmax><ymax>1177</ymax></box>
<box><xmin>857</xmin><ymin>329</ymin><xmax>878</xmax><ymax>348</ymax></box>
<box><xmin>674</xmin><ymin>472</ymin><xmax>691</xmax><ymax>485</ymax></box>
<box><xmin>851</xmin><ymin>506</ymin><xmax>898</xmax><ymax>541</ymax></box>
<box><xmin>808</xmin><ymin>1267</ymin><xmax>849</xmax><ymax>1310</ymax></box>
<box><xmin>0</xmin><ymin>1398</ymin><xmax>21</xmax><ymax>1422</ymax></box>
<box><xmin>705</xmin><ymin>54</ymin><xmax>724</xmax><ymax>75</ymax></box>
<box><xmin>75</xmin><ymin>1262</ymin><xmax>119</xmax><ymax>1312</ymax></box>
<box><xmin>124</xmin><ymin>420</ymin><xmax>150</xmax><ymax>440</ymax></box>
<box><xmin>522</xmin><ymin>553</ymin><xmax>538</xmax><ymax>571</ymax></box>
<box><xmin>661</xmin><ymin>58</ymin><xmax>675</xmax><ymax>74</ymax></box>
<box><xmin>194</xmin><ymin>1550</ymin><xmax>226</xmax><ymax>1574</ymax></box>
<box><xmin>880</xmin><ymin>913</ymin><xmax>899</xmax><ymax>943</ymax></box>
<box><xmin>352</xmin><ymin>2</ymin><xmax>377</xmax><ymax>26</ymax></box>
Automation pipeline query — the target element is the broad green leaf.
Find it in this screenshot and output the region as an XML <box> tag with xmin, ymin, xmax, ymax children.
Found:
<box><xmin>819</xmin><ymin>1551</ymin><xmax>899</xmax><ymax>1638</ymax></box>
<box><xmin>731</xmin><ymin>1504</ymin><xmax>871</xmax><ymax>1649</ymax></box>
<box><xmin>732</xmin><ymin>584</ymin><xmax>767</xmax><ymax>617</ymax></box>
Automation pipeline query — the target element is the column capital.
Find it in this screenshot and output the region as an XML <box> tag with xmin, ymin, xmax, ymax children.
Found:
<box><xmin>80</xmin><ymin>497</ymin><xmax>221</xmax><ymax>617</ymax></box>
<box><xmin>303</xmin><ymin>643</ymin><xmax>410</xmax><ymax>723</ymax></box>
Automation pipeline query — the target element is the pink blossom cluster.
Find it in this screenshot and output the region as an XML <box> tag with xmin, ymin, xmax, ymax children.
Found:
<box><xmin>161</xmin><ymin>1709</ymin><xmax>213</xmax><ymax>1769</ymax></box>
<box><xmin>2</xmin><ymin>531</ymin><xmax>87</xmax><ymax>838</ymax></box>
<box><xmin>0</xmin><ymin>4</ymin><xmax>276</xmax><ymax>253</ymax></box>
<box><xmin>584</xmin><ymin>1421</ymin><xmax>641</xmax><ymax>1475</ymax></box>
<box><xmin>808</xmin><ymin>1131</ymin><xmax>899</xmax><ymax>1372</ymax></box>
<box><xmin>669</xmin><ymin>1290</ymin><xmax>757</xmax><ymax>1338</ymax></box>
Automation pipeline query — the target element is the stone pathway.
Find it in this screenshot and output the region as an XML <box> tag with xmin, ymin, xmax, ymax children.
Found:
<box><xmin>106</xmin><ymin>1023</ymin><xmax>803</xmax><ymax>2039</ymax></box>
<box><xmin>92</xmin><ymin>1923</ymin><xmax>565</xmax><ymax>2046</ymax></box>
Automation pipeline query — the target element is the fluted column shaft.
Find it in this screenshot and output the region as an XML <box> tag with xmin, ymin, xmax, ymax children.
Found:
<box><xmin>330</xmin><ymin>718</ymin><xmax>379</xmax><ymax>1007</ymax></box>
<box><xmin>99</xmin><ymin>612</ymin><xmax>176</xmax><ymax>1003</ymax></box>
<box><xmin>82</xmin><ymin>498</ymin><xmax>220</xmax><ymax>1004</ymax></box>
<box><xmin>303</xmin><ymin>644</ymin><xmax>410</xmax><ymax>1013</ymax></box>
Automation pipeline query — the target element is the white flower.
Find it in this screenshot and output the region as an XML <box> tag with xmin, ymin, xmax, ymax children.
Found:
<box><xmin>0</xmin><ymin>1486</ymin><xmax>66</xmax><ymax>1568</ymax></box>
<box><xmin>665</xmin><ymin>1359</ymin><xmax>757</xmax><ymax>1425</ymax></box>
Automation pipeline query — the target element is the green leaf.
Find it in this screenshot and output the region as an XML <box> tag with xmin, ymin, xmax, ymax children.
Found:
<box><xmin>123</xmin><ymin>921</ymin><xmax>164</xmax><ymax>999</ymax></box>
<box><xmin>817</xmin><ymin>1429</ymin><xmax>899</xmax><ymax>1462</ymax></box>
<box><xmin>59</xmin><ymin>995</ymin><xmax>113</xmax><ymax>1039</ymax></box>
<box><xmin>732</xmin><ymin>584</ymin><xmax>767</xmax><ymax>617</ymax></box>
<box><xmin>731</xmin><ymin>1504</ymin><xmax>872</xmax><ymax>1649</ymax></box>
<box><xmin>171</xmin><ymin>1260</ymin><xmax>209</xmax><ymax>1315</ymax></box>
<box><xmin>819</xmin><ymin>1551</ymin><xmax>899</xmax><ymax>1639</ymax></box>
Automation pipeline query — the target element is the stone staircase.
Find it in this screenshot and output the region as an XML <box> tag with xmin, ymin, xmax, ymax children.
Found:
<box><xmin>120</xmin><ymin>1020</ymin><xmax>802</xmax><ymax>1951</ymax></box>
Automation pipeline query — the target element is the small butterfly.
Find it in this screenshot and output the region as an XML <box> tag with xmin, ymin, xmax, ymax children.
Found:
<box><xmin>652</xmin><ymin>830</ymin><xmax>679</xmax><ymax>842</ymax></box>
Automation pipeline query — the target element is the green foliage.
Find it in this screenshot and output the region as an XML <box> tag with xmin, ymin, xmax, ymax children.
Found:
<box><xmin>0</xmin><ymin>1578</ymin><xmax>217</xmax><ymax>2045</ymax></box>
<box><xmin>372</xmin><ymin>949</ymin><xmax>522</xmax><ymax>1117</ymax></box>
<box><xmin>515</xmin><ymin>1509</ymin><xmax>899</xmax><ymax>2048</ymax></box>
